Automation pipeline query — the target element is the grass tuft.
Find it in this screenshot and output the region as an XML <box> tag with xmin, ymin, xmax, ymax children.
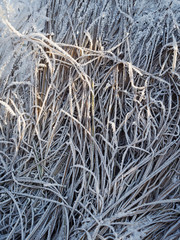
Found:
<box><xmin>0</xmin><ymin>1</ymin><xmax>179</xmax><ymax>239</ymax></box>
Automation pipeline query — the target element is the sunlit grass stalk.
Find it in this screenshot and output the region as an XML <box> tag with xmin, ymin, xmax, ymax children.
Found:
<box><xmin>90</xmin><ymin>75</ymin><xmax>95</xmax><ymax>171</ymax></box>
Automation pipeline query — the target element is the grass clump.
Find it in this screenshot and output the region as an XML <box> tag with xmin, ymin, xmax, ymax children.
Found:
<box><xmin>0</xmin><ymin>0</ymin><xmax>179</xmax><ymax>239</ymax></box>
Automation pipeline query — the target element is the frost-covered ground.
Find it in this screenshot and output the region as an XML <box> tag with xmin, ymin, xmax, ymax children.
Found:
<box><xmin>0</xmin><ymin>0</ymin><xmax>180</xmax><ymax>239</ymax></box>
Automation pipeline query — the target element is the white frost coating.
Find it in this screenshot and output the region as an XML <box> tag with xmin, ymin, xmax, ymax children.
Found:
<box><xmin>0</xmin><ymin>100</ymin><xmax>16</xmax><ymax>116</ymax></box>
<box><xmin>0</xmin><ymin>0</ymin><xmax>179</xmax><ymax>240</ymax></box>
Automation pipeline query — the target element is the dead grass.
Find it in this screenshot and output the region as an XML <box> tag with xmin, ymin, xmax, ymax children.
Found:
<box><xmin>0</xmin><ymin>0</ymin><xmax>180</xmax><ymax>239</ymax></box>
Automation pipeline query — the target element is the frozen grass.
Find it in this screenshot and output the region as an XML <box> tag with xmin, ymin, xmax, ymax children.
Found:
<box><xmin>0</xmin><ymin>0</ymin><xmax>180</xmax><ymax>239</ymax></box>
